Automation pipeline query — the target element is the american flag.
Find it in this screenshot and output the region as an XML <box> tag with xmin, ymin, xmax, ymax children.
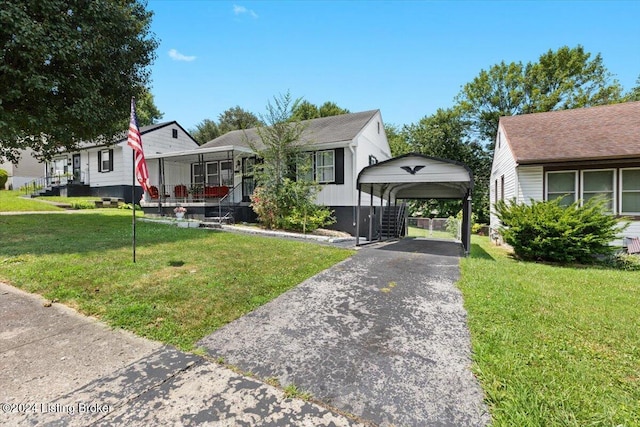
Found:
<box><xmin>127</xmin><ymin>97</ymin><xmax>150</xmax><ymax>192</ymax></box>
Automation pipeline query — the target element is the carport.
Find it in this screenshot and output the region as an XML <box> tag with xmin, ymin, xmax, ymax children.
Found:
<box><xmin>356</xmin><ymin>153</ymin><xmax>474</xmax><ymax>255</ymax></box>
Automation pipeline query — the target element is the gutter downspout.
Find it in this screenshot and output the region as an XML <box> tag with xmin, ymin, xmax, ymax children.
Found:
<box><xmin>349</xmin><ymin>142</ymin><xmax>357</xmax><ymax>228</ymax></box>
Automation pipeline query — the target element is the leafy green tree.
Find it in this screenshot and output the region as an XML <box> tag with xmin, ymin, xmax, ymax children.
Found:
<box><xmin>457</xmin><ymin>45</ymin><xmax>623</xmax><ymax>144</ymax></box>
<box><xmin>190</xmin><ymin>119</ymin><xmax>220</xmax><ymax>145</ymax></box>
<box><xmin>291</xmin><ymin>100</ymin><xmax>320</xmax><ymax>121</ymax></box>
<box><xmin>134</xmin><ymin>90</ymin><xmax>163</xmax><ymax>126</ymax></box>
<box><xmin>0</xmin><ymin>0</ymin><xmax>158</xmax><ymax>162</ymax></box>
<box><xmin>217</xmin><ymin>106</ymin><xmax>261</xmax><ymax>135</ymax></box>
<box><xmin>249</xmin><ymin>92</ymin><xmax>334</xmax><ymax>231</ymax></box>
<box><xmin>385</xmin><ymin>124</ymin><xmax>412</xmax><ymax>157</ymax></box>
<box><xmin>319</xmin><ymin>101</ymin><xmax>350</xmax><ymax>117</ymax></box>
<box><xmin>625</xmin><ymin>75</ymin><xmax>640</xmax><ymax>101</ymax></box>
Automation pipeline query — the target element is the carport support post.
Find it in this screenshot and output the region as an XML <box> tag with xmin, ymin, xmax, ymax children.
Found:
<box><xmin>368</xmin><ymin>184</ymin><xmax>374</xmax><ymax>242</ymax></box>
<box><xmin>462</xmin><ymin>190</ymin><xmax>472</xmax><ymax>255</ymax></box>
<box><xmin>356</xmin><ymin>185</ymin><xmax>362</xmax><ymax>246</ymax></box>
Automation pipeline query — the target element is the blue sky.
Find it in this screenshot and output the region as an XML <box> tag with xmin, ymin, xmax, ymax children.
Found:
<box><xmin>147</xmin><ymin>1</ymin><xmax>640</xmax><ymax>131</ymax></box>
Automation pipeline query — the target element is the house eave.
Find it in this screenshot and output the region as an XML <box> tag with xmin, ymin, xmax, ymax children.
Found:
<box><xmin>517</xmin><ymin>155</ymin><xmax>640</xmax><ymax>167</ymax></box>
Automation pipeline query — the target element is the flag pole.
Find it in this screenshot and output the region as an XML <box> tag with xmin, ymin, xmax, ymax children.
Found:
<box><xmin>132</xmin><ymin>149</ymin><xmax>136</xmax><ymax>263</ymax></box>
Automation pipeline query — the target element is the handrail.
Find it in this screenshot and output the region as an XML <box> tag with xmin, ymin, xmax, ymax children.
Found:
<box><xmin>218</xmin><ymin>181</ymin><xmax>243</xmax><ymax>224</ymax></box>
<box><xmin>22</xmin><ymin>174</ymin><xmax>71</xmax><ymax>196</ymax></box>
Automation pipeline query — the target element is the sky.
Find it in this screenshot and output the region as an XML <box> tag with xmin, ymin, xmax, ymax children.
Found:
<box><xmin>147</xmin><ymin>0</ymin><xmax>640</xmax><ymax>131</ymax></box>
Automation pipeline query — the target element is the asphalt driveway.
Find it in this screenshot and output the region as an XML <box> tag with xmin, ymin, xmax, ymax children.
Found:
<box><xmin>198</xmin><ymin>238</ymin><xmax>490</xmax><ymax>426</ymax></box>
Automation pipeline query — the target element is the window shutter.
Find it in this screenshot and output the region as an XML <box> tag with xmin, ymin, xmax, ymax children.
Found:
<box><xmin>98</xmin><ymin>151</ymin><xmax>102</xmax><ymax>172</ymax></box>
<box><xmin>334</xmin><ymin>148</ymin><xmax>344</xmax><ymax>185</ymax></box>
<box><xmin>108</xmin><ymin>149</ymin><xmax>114</xmax><ymax>171</ymax></box>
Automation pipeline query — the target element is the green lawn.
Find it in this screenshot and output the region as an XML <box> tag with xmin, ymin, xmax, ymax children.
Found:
<box><xmin>0</xmin><ymin>190</ymin><xmax>63</xmax><ymax>212</ymax></box>
<box><xmin>0</xmin><ymin>211</ymin><xmax>353</xmax><ymax>350</ymax></box>
<box><xmin>460</xmin><ymin>236</ymin><xmax>640</xmax><ymax>426</ymax></box>
<box><xmin>407</xmin><ymin>225</ymin><xmax>455</xmax><ymax>239</ymax></box>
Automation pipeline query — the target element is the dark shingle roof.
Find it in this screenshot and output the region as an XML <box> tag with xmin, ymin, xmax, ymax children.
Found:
<box><xmin>500</xmin><ymin>101</ymin><xmax>640</xmax><ymax>164</ymax></box>
<box><xmin>199</xmin><ymin>110</ymin><xmax>379</xmax><ymax>149</ymax></box>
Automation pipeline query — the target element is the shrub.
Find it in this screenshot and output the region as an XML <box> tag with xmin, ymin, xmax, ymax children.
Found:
<box><xmin>70</xmin><ymin>201</ymin><xmax>95</xmax><ymax>210</ymax></box>
<box><xmin>0</xmin><ymin>169</ymin><xmax>8</xmax><ymax>189</ymax></box>
<box><xmin>607</xmin><ymin>252</ymin><xmax>640</xmax><ymax>271</ymax></box>
<box><xmin>495</xmin><ymin>197</ymin><xmax>628</xmax><ymax>264</ymax></box>
<box><xmin>281</xmin><ymin>205</ymin><xmax>336</xmax><ymax>233</ymax></box>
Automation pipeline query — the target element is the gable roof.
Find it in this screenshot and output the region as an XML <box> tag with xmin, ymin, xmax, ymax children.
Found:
<box><xmin>75</xmin><ymin>121</ymin><xmax>198</xmax><ymax>149</ymax></box>
<box><xmin>199</xmin><ymin>110</ymin><xmax>380</xmax><ymax>150</ymax></box>
<box><xmin>500</xmin><ymin>101</ymin><xmax>640</xmax><ymax>164</ymax></box>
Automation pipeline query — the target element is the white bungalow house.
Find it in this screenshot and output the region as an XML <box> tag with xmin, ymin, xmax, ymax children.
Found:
<box><xmin>490</xmin><ymin>101</ymin><xmax>640</xmax><ymax>246</ymax></box>
<box><xmin>36</xmin><ymin>121</ymin><xmax>198</xmax><ymax>202</ymax></box>
<box><xmin>141</xmin><ymin>110</ymin><xmax>392</xmax><ymax>235</ymax></box>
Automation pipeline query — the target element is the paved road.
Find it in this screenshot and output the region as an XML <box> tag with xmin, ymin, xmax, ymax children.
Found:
<box><xmin>199</xmin><ymin>238</ymin><xmax>490</xmax><ymax>426</ymax></box>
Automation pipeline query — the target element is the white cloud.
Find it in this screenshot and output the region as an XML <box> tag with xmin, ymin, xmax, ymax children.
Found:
<box><xmin>233</xmin><ymin>4</ymin><xmax>258</xmax><ymax>18</ymax></box>
<box><xmin>168</xmin><ymin>49</ymin><xmax>196</xmax><ymax>62</ymax></box>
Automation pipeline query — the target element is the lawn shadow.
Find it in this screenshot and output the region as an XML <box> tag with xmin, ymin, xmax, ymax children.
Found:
<box><xmin>469</xmin><ymin>243</ymin><xmax>495</xmax><ymax>261</ymax></box>
<box><xmin>0</xmin><ymin>213</ymin><xmax>217</xmax><ymax>257</ymax></box>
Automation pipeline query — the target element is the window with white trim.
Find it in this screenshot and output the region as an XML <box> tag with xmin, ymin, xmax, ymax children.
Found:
<box><xmin>98</xmin><ymin>149</ymin><xmax>113</xmax><ymax>172</ymax></box>
<box><xmin>546</xmin><ymin>171</ymin><xmax>577</xmax><ymax>207</ymax></box>
<box><xmin>621</xmin><ymin>168</ymin><xmax>640</xmax><ymax>214</ymax></box>
<box><xmin>205</xmin><ymin>162</ymin><xmax>218</xmax><ymax>184</ymax></box>
<box><xmin>315</xmin><ymin>150</ymin><xmax>335</xmax><ymax>183</ymax></box>
<box><xmin>582</xmin><ymin>169</ymin><xmax>615</xmax><ymax>212</ymax></box>
<box><xmin>193</xmin><ymin>163</ymin><xmax>204</xmax><ymax>184</ymax></box>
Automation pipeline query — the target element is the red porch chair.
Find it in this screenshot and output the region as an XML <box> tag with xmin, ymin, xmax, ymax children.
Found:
<box><xmin>174</xmin><ymin>185</ymin><xmax>188</xmax><ymax>199</ymax></box>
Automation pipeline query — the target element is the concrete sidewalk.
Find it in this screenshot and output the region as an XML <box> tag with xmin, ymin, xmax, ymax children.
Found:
<box><xmin>0</xmin><ymin>282</ymin><xmax>362</xmax><ymax>426</ymax></box>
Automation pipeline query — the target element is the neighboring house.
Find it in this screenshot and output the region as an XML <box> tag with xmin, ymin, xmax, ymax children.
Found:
<box><xmin>39</xmin><ymin>121</ymin><xmax>199</xmax><ymax>203</ymax></box>
<box><xmin>142</xmin><ymin>110</ymin><xmax>392</xmax><ymax>234</ymax></box>
<box><xmin>0</xmin><ymin>148</ymin><xmax>44</xmax><ymax>190</ymax></box>
<box><xmin>490</xmin><ymin>101</ymin><xmax>640</xmax><ymax>245</ymax></box>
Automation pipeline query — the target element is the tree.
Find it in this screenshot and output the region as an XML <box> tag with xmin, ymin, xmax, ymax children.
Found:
<box><xmin>190</xmin><ymin>119</ymin><xmax>220</xmax><ymax>145</ymax></box>
<box><xmin>319</xmin><ymin>101</ymin><xmax>350</xmax><ymax>117</ymax></box>
<box><xmin>249</xmin><ymin>92</ymin><xmax>334</xmax><ymax>231</ymax></box>
<box><xmin>0</xmin><ymin>0</ymin><xmax>159</xmax><ymax>162</ymax></box>
<box><xmin>385</xmin><ymin>124</ymin><xmax>412</xmax><ymax>157</ymax></box>
<box><xmin>134</xmin><ymin>90</ymin><xmax>163</xmax><ymax>127</ymax></box>
<box><xmin>291</xmin><ymin>100</ymin><xmax>350</xmax><ymax>121</ymax></box>
<box><xmin>217</xmin><ymin>106</ymin><xmax>261</xmax><ymax>135</ymax></box>
<box><xmin>625</xmin><ymin>75</ymin><xmax>640</xmax><ymax>101</ymax></box>
<box><xmin>291</xmin><ymin>100</ymin><xmax>320</xmax><ymax>121</ymax></box>
<box><xmin>456</xmin><ymin>45</ymin><xmax>623</xmax><ymax>145</ymax></box>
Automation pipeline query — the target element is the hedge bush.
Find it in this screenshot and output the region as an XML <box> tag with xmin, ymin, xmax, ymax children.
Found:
<box><xmin>495</xmin><ymin>197</ymin><xmax>628</xmax><ymax>264</ymax></box>
<box><xmin>0</xmin><ymin>169</ymin><xmax>8</xmax><ymax>189</ymax></box>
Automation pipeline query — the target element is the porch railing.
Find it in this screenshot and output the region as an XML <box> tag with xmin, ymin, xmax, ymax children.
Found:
<box><xmin>146</xmin><ymin>183</ymin><xmax>235</xmax><ymax>203</ymax></box>
<box><xmin>22</xmin><ymin>174</ymin><xmax>72</xmax><ymax>196</ymax></box>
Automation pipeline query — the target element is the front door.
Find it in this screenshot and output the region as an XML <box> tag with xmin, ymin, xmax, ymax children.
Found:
<box><xmin>72</xmin><ymin>154</ymin><xmax>81</xmax><ymax>183</ymax></box>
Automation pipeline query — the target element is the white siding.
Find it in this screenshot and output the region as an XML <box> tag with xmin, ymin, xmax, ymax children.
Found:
<box><xmin>315</xmin><ymin>111</ymin><xmax>391</xmax><ymax>207</ymax></box>
<box><xmin>140</xmin><ymin>125</ymin><xmax>199</xmax><ymax>155</ymax></box>
<box><xmin>489</xmin><ymin>126</ymin><xmax>518</xmax><ymax>230</ymax></box>
<box><xmin>517</xmin><ymin>166</ymin><xmax>544</xmax><ymax>203</ymax></box>
<box><xmin>84</xmin><ymin>122</ymin><xmax>198</xmax><ymax>188</ymax></box>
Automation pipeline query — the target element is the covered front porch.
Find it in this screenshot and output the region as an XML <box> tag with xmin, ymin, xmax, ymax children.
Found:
<box><xmin>141</xmin><ymin>146</ymin><xmax>258</xmax><ymax>222</ymax></box>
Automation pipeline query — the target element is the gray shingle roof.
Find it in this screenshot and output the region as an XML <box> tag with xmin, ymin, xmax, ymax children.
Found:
<box><xmin>500</xmin><ymin>101</ymin><xmax>640</xmax><ymax>164</ymax></box>
<box><xmin>199</xmin><ymin>110</ymin><xmax>379</xmax><ymax>150</ymax></box>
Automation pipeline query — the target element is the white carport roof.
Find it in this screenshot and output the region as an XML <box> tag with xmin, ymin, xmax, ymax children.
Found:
<box><xmin>357</xmin><ymin>153</ymin><xmax>473</xmax><ymax>199</ymax></box>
